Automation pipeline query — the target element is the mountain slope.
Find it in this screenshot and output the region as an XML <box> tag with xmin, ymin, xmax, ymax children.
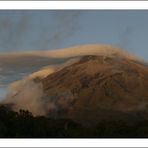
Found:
<box><xmin>42</xmin><ymin>55</ymin><xmax>148</xmax><ymax>126</ymax></box>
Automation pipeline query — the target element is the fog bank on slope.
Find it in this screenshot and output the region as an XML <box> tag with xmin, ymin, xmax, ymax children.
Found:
<box><xmin>2</xmin><ymin>57</ymin><xmax>80</xmax><ymax>115</ymax></box>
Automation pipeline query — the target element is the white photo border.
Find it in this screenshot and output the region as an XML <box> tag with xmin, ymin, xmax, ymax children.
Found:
<box><xmin>0</xmin><ymin>1</ymin><xmax>148</xmax><ymax>147</ymax></box>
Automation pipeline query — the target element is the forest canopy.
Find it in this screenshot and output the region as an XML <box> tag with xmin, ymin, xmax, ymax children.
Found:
<box><xmin>1</xmin><ymin>105</ymin><xmax>148</xmax><ymax>138</ymax></box>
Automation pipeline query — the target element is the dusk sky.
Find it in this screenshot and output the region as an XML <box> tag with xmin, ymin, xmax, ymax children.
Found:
<box><xmin>0</xmin><ymin>10</ymin><xmax>148</xmax><ymax>98</ymax></box>
<box><xmin>0</xmin><ymin>10</ymin><xmax>148</xmax><ymax>60</ymax></box>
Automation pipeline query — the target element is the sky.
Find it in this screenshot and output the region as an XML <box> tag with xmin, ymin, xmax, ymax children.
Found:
<box><xmin>0</xmin><ymin>10</ymin><xmax>148</xmax><ymax>99</ymax></box>
<box><xmin>0</xmin><ymin>10</ymin><xmax>148</xmax><ymax>60</ymax></box>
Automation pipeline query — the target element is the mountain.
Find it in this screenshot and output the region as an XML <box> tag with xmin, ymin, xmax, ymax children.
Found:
<box><xmin>42</xmin><ymin>54</ymin><xmax>148</xmax><ymax>126</ymax></box>
<box><xmin>2</xmin><ymin>44</ymin><xmax>148</xmax><ymax>127</ymax></box>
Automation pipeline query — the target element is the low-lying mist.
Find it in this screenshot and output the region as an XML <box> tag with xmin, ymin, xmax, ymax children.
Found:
<box><xmin>1</xmin><ymin>57</ymin><xmax>80</xmax><ymax>116</ymax></box>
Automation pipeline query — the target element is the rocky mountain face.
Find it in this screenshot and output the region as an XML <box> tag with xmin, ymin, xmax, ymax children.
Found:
<box><xmin>42</xmin><ymin>55</ymin><xmax>148</xmax><ymax>126</ymax></box>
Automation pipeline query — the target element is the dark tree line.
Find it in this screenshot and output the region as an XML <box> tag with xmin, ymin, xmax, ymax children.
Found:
<box><xmin>0</xmin><ymin>105</ymin><xmax>90</xmax><ymax>138</ymax></box>
<box><xmin>1</xmin><ymin>105</ymin><xmax>148</xmax><ymax>138</ymax></box>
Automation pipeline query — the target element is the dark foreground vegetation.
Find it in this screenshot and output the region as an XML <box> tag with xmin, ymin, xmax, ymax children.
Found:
<box><xmin>1</xmin><ymin>105</ymin><xmax>148</xmax><ymax>138</ymax></box>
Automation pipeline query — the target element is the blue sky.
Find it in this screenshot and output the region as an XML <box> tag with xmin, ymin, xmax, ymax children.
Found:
<box><xmin>0</xmin><ymin>10</ymin><xmax>148</xmax><ymax>99</ymax></box>
<box><xmin>0</xmin><ymin>10</ymin><xmax>148</xmax><ymax>60</ymax></box>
